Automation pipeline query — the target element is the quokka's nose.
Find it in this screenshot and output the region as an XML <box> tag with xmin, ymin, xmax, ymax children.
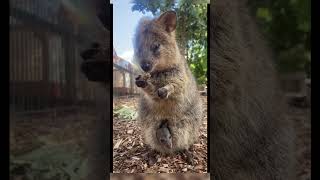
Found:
<box><xmin>141</xmin><ymin>61</ymin><xmax>152</xmax><ymax>72</ymax></box>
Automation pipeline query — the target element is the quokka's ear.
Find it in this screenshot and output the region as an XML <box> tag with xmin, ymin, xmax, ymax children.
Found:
<box><xmin>156</xmin><ymin>11</ymin><xmax>177</xmax><ymax>33</ymax></box>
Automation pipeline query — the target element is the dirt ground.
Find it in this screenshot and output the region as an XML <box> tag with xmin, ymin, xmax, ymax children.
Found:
<box><xmin>9</xmin><ymin>97</ymin><xmax>310</xmax><ymax>179</ymax></box>
<box><xmin>10</xmin><ymin>108</ymin><xmax>95</xmax><ymax>156</ymax></box>
<box><xmin>10</xmin><ymin>107</ymin><xmax>96</xmax><ymax>180</ymax></box>
<box><xmin>113</xmin><ymin>96</ymin><xmax>208</xmax><ymax>173</ymax></box>
<box><xmin>110</xmin><ymin>173</ymin><xmax>210</xmax><ymax>180</ymax></box>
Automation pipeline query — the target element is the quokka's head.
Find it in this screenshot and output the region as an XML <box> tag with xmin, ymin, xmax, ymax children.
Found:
<box><xmin>133</xmin><ymin>11</ymin><xmax>180</xmax><ymax>73</ymax></box>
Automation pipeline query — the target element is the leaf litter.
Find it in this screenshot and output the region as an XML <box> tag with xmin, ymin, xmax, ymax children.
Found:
<box><xmin>113</xmin><ymin>96</ymin><xmax>208</xmax><ymax>173</ymax></box>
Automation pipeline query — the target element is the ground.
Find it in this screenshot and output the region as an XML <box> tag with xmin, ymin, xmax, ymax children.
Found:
<box><xmin>10</xmin><ymin>107</ymin><xmax>95</xmax><ymax>180</ymax></box>
<box><xmin>110</xmin><ymin>173</ymin><xmax>210</xmax><ymax>180</ymax></box>
<box><xmin>288</xmin><ymin>106</ymin><xmax>311</xmax><ymax>180</ymax></box>
<box><xmin>112</xmin><ymin>95</ymin><xmax>311</xmax><ymax>178</ymax></box>
<box><xmin>9</xmin><ymin>98</ymin><xmax>310</xmax><ymax>179</ymax></box>
<box><xmin>112</xmin><ymin>96</ymin><xmax>208</xmax><ymax>173</ymax></box>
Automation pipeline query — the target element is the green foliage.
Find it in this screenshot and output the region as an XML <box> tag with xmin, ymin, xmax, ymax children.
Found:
<box><xmin>131</xmin><ymin>0</ymin><xmax>176</xmax><ymax>15</ymax></box>
<box><xmin>113</xmin><ymin>105</ymin><xmax>138</xmax><ymax>120</ymax></box>
<box><xmin>177</xmin><ymin>2</ymin><xmax>207</xmax><ymax>85</ymax></box>
<box><xmin>249</xmin><ymin>0</ymin><xmax>310</xmax><ymax>76</ymax></box>
<box><xmin>131</xmin><ymin>0</ymin><xmax>310</xmax><ymax>79</ymax></box>
<box><xmin>256</xmin><ymin>8</ymin><xmax>272</xmax><ymax>22</ymax></box>
<box><xmin>131</xmin><ymin>0</ymin><xmax>208</xmax><ymax>85</ymax></box>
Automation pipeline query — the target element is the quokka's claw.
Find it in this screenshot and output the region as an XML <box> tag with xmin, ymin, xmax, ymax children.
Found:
<box><xmin>135</xmin><ymin>75</ymin><xmax>142</xmax><ymax>80</ymax></box>
<box><xmin>143</xmin><ymin>73</ymin><xmax>151</xmax><ymax>80</ymax></box>
<box><xmin>136</xmin><ymin>79</ymin><xmax>148</xmax><ymax>88</ymax></box>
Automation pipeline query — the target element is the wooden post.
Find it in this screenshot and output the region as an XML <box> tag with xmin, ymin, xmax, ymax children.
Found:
<box><xmin>64</xmin><ymin>35</ymin><xmax>77</xmax><ymax>104</ymax></box>
<box><xmin>130</xmin><ymin>72</ymin><xmax>134</xmax><ymax>95</ymax></box>
<box><xmin>39</xmin><ymin>32</ymin><xmax>49</xmax><ymax>109</ymax></box>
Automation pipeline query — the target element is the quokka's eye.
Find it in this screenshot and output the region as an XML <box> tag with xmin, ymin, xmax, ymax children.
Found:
<box><xmin>151</xmin><ymin>43</ymin><xmax>160</xmax><ymax>53</ymax></box>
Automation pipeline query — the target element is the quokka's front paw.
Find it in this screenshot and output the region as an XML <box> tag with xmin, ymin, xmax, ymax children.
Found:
<box><xmin>135</xmin><ymin>75</ymin><xmax>148</xmax><ymax>88</ymax></box>
<box><xmin>157</xmin><ymin>87</ymin><xmax>168</xmax><ymax>99</ymax></box>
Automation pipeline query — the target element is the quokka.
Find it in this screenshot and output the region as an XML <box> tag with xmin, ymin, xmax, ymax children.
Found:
<box><xmin>210</xmin><ymin>0</ymin><xmax>296</xmax><ymax>179</ymax></box>
<box><xmin>133</xmin><ymin>11</ymin><xmax>203</xmax><ymax>164</ymax></box>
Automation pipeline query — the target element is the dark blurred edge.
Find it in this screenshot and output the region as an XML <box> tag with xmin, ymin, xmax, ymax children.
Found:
<box><xmin>110</xmin><ymin>173</ymin><xmax>211</xmax><ymax>180</ymax></box>
<box><xmin>207</xmin><ymin>3</ymin><xmax>210</xmax><ymax>174</ymax></box>
<box><xmin>86</xmin><ymin>1</ymin><xmax>112</xmax><ymax>180</ymax></box>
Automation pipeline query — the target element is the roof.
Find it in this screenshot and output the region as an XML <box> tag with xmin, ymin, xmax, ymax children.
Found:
<box><xmin>113</xmin><ymin>46</ymin><xmax>132</xmax><ymax>71</ymax></box>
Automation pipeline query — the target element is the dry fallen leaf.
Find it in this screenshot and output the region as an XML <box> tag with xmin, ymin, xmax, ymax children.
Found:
<box><xmin>112</xmin><ymin>97</ymin><xmax>208</xmax><ymax>173</ymax></box>
<box><xmin>159</xmin><ymin>167</ymin><xmax>169</xmax><ymax>173</ymax></box>
<box><xmin>114</xmin><ymin>139</ymin><xmax>123</xmax><ymax>149</ymax></box>
<box><xmin>127</xmin><ymin>129</ymin><xmax>133</xmax><ymax>134</ymax></box>
<box><xmin>132</xmin><ymin>156</ymin><xmax>140</xmax><ymax>160</ymax></box>
<box><xmin>194</xmin><ymin>164</ymin><xmax>202</xmax><ymax>169</ymax></box>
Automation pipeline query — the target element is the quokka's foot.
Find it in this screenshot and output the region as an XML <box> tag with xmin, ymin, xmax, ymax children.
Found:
<box><xmin>147</xmin><ymin>150</ymin><xmax>157</xmax><ymax>166</ymax></box>
<box><xmin>180</xmin><ymin>149</ymin><xmax>195</xmax><ymax>165</ymax></box>
<box><xmin>157</xmin><ymin>87</ymin><xmax>168</xmax><ymax>99</ymax></box>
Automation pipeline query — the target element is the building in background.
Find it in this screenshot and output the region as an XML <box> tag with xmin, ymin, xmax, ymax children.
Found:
<box><xmin>113</xmin><ymin>47</ymin><xmax>138</xmax><ymax>96</ymax></box>
<box><xmin>9</xmin><ymin>0</ymin><xmax>108</xmax><ymax>112</ymax></box>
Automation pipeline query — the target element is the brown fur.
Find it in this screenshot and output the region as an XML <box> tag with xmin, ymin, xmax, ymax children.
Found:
<box><xmin>134</xmin><ymin>11</ymin><xmax>203</xmax><ymax>154</ymax></box>
<box><xmin>210</xmin><ymin>0</ymin><xmax>296</xmax><ymax>179</ymax></box>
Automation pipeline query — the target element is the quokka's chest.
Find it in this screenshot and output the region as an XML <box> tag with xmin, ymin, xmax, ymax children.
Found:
<box><xmin>142</xmin><ymin>98</ymin><xmax>184</xmax><ymax>117</ymax></box>
<box><xmin>149</xmin><ymin>75</ymin><xmax>168</xmax><ymax>88</ymax></box>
